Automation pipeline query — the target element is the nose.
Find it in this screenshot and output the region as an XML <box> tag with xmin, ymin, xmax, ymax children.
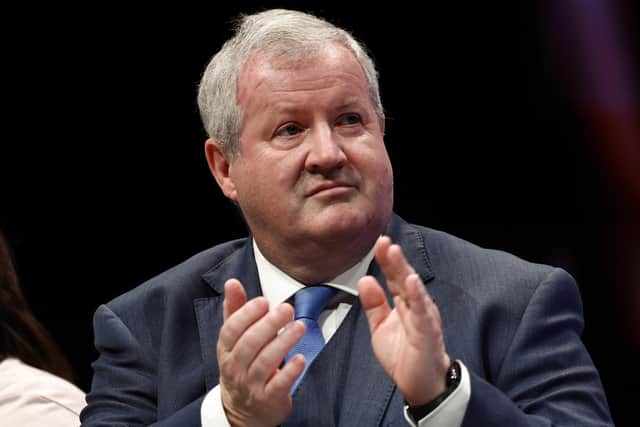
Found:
<box><xmin>304</xmin><ymin>125</ymin><xmax>347</xmax><ymax>174</ymax></box>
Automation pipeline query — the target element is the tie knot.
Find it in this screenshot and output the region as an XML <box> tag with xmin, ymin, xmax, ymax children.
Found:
<box><xmin>293</xmin><ymin>285</ymin><xmax>338</xmax><ymax>321</ymax></box>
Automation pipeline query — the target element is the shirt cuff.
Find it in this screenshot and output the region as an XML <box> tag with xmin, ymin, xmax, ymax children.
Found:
<box><xmin>201</xmin><ymin>385</ymin><xmax>232</xmax><ymax>427</ymax></box>
<box><xmin>403</xmin><ymin>360</ymin><xmax>471</xmax><ymax>427</ymax></box>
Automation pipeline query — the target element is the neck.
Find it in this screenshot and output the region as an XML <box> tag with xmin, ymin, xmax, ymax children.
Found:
<box><xmin>254</xmin><ymin>231</ymin><xmax>380</xmax><ymax>285</ymax></box>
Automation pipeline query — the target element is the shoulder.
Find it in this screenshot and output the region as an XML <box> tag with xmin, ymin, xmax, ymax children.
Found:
<box><xmin>107</xmin><ymin>238</ymin><xmax>249</xmax><ymax>312</ymax></box>
<box><xmin>0</xmin><ymin>358</ymin><xmax>86</xmax><ymax>420</ymax></box>
<box><xmin>406</xmin><ymin>221</ymin><xmax>575</xmax><ymax>310</ymax></box>
<box><xmin>419</xmin><ymin>224</ymin><xmax>554</xmax><ymax>282</ymax></box>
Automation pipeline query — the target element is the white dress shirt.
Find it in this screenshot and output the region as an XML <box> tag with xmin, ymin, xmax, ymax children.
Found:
<box><xmin>202</xmin><ymin>240</ymin><xmax>470</xmax><ymax>426</ymax></box>
<box><xmin>0</xmin><ymin>357</ymin><xmax>86</xmax><ymax>427</ymax></box>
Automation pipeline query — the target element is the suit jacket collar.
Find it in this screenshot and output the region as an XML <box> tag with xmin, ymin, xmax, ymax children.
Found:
<box><xmin>200</xmin><ymin>237</ymin><xmax>262</xmax><ymax>298</ymax></box>
<box><xmin>385</xmin><ymin>213</ymin><xmax>435</xmax><ymax>284</ymax></box>
<box><xmin>199</xmin><ymin>213</ymin><xmax>435</xmax><ymax>294</ymax></box>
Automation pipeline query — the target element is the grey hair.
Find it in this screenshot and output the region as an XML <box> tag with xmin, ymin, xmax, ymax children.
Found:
<box><xmin>197</xmin><ymin>9</ymin><xmax>384</xmax><ymax>157</ymax></box>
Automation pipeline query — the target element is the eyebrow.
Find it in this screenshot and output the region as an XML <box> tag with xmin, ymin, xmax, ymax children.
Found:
<box><xmin>334</xmin><ymin>97</ymin><xmax>363</xmax><ymax>110</ymax></box>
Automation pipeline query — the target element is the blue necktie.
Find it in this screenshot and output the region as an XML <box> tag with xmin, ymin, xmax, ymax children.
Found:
<box><xmin>285</xmin><ymin>285</ymin><xmax>338</xmax><ymax>393</ymax></box>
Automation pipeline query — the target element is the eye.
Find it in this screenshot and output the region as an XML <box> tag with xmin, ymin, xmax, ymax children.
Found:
<box><xmin>337</xmin><ymin>113</ymin><xmax>362</xmax><ymax>126</ymax></box>
<box><xmin>275</xmin><ymin>123</ymin><xmax>303</xmax><ymax>137</ymax></box>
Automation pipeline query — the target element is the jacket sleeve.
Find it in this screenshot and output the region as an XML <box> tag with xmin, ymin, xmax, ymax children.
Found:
<box><xmin>462</xmin><ymin>268</ymin><xmax>613</xmax><ymax>426</ymax></box>
<box><xmin>80</xmin><ymin>305</ymin><xmax>202</xmax><ymax>426</ymax></box>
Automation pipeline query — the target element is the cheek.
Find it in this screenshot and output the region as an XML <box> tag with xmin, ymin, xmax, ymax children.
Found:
<box><xmin>375</xmin><ymin>164</ymin><xmax>394</xmax><ymax>202</ymax></box>
<box><xmin>356</xmin><ymin>146</ymin><xmax>392</xmax><ymax>180</ymax></box>
<box><xmin>271</xmin><ymin>150</ymin><xmax>307</xmax><ymax>187</ymax></box>
<box><xmin>241</xmin><ymin>155</ymin><xmax>302</xmax><ymax>199</ymax></box>
<box><xmin>383</xmin><ymin>159</ymin><xmax>394</xmax><ymax>185</ymax></box>
<box><xmin>229</xmin><ymin>160</ymin><xmax>265</xmax><ymax>204</ymax></box>
<box><xmin>362</xmin><ymin>151</ymin><xmax>394</xmax><ymax>201</ymax></box>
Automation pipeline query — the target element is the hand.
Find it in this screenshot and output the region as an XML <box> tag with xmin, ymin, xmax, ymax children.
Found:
<box><xmin>216</xmin><ymin>279</ymin><xmax>306</xmax><ymax>427</ymax></box>
<box><xmin>358</xmin><ymin>236</ymin><xmax>451</xmax><ymax>406</ymax></box>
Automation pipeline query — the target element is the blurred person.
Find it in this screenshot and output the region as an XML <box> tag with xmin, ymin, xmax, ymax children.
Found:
<box><xmin>0</xmin><ymin>230</ymin><xmax>86</xmax><ymax>425</ymax></box>
<box><xmin>81</xmin><ymin>9</ymin><xmax>613</xmax><ymax>426</ymax></box>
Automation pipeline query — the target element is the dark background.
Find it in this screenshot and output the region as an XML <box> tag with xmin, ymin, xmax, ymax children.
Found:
<box><xmin>2</xmin><ymin>2</ymin><xmax>638</xmax><ymax>425</ymax></box>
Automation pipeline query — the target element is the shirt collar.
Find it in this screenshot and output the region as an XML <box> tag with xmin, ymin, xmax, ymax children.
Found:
<box><xmin>252</xmin><ymin>239</ymin><xmax>376</xmax><ymax>308</ymax></box>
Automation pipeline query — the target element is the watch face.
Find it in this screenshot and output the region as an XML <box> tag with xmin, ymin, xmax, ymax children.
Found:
<box><xmin>447</xmin><ymin>361</ymin><xmax>461</xmax><ymax>387</ymax></box>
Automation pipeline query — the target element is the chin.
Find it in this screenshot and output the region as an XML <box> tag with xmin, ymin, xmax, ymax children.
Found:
<box><xmin>307</xmin><ymin>205</ymin><xmax>377</xmax><ymax>241</ymax></box>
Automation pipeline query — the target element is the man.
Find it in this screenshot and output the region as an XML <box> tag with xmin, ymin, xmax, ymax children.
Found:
<box><xmin>81</xmin><ymin>9</ymin><xmax>613</xmax><ymax>426</ymax></box>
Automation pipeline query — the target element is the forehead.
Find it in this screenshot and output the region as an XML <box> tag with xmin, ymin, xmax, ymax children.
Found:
<box><xmin>237</xmin><ymin>45</ymin><xmax>370</xmax><ymax>109</ymax></box>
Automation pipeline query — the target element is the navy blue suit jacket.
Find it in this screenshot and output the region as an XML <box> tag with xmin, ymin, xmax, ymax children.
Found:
<box><xmin>80</xmin><ymin>214</ymin><xmax>612</xmax><ymax>426</ymax></box>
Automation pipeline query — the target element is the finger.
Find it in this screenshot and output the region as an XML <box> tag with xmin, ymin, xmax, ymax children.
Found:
<box><xmin>374</xmin><ymin>235</ymin><xmax>392</xmax><ymax>260</ymax></box>
<box><xmin>223</xmin><ymin>279</ymin><xmax>248</xmax><ymax>321</ymax></box>
<box><xmin>218</xmin><ymin>294</ymin><xmax>269</xmax><ymax>355</ymax></box>
<box><xmin>405</xmin><ymin>274</ymin><xmax>442</xmax><ymax>333</ymax></box>
<box><xmin>394</xmin><ymin>295</ymin><xmax>409</xmax><ymax>324</ymax></box>
<box><xmin>394</xmin><ymin>275</ymin><xmax>426</xmax><ymax>333</ymax></box>
<box><xmin>358</xmin><ymin>276</ymin><xmax>392</xmax><ymax>332</ymax></box>
<box><xmin>405</xmin><ymin>274</ymin><xmax>428</xmax><ymax>316</ymax></box>
<box><xmin>374</xmin><ymin>236</ymin><xmax>415</xmax><ymax>296</ymax></box>
<box><xmin>232</xmin><ymin>301</ymin><xmax>295</xmax><ymax>372</ymax></box>
<box><xmin>397</xmin><ymin>275</ymin><xmax>443</xmax><ymax>344</ymax></box>
<box><xmin>265</xmin><ymin>353</ymin><xmax>306</xmax><ymax>397</ymax></box>
<box><xmin>394</xmin><ymin>292</ymin><xmax>428</xmax><ymax>343</ymax></box>
<box><xmin>249</xmin><ymin>317</ymin><xmax>306</xmax><ymax>384</ymax></box>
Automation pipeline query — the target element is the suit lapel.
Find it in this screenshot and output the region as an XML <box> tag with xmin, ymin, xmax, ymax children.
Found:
<box><xmin>337</xmin><ymin>299</ymin><xmax>396</xmax><ymax>426</ymax></box>
<box><xmin>194</xmin><ymin>239</ymin><xmax>261</xmax><ymax>390</ymax></box>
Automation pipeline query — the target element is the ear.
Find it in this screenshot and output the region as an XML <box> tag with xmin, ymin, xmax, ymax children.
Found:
<box><xmin>204</xmin><ymin>139</ymin><xmax>238</xmax><ymax>201</ymax></box>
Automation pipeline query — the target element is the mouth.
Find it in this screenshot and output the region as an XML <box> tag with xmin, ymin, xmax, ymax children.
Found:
<box><xmin>306</xmin><ymin>181</ymin><xmax>357</xmax><ymax>197</ymax></box>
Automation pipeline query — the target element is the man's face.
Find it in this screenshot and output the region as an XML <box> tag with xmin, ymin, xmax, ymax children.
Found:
<box><xmin>225</xmin><ymin>45</ymin><xmax>393</xmax><ymax>252</ymax></box>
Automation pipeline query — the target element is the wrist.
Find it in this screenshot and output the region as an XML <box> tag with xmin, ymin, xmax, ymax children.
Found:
<box><xmin>405</xmin><ymin>360</ymin><xmax>461</xmax><ymax>422</ymax></box>
<box><xmin>405</xmin><ymin>353</ymin><xmax>451</xmax><ymax>406</ymax></box>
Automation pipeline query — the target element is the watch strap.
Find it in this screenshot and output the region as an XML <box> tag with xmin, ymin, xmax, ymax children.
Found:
<box><xmin>406</xmin><ymin>360</ymin><xmax>461</xmax><ymax>422</ymax></box>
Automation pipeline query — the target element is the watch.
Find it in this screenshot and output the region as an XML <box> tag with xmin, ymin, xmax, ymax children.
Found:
<box><xmin>406</xmin><ymin>360</ymin><xmax>461</xmax><ymax>422</ymax></box>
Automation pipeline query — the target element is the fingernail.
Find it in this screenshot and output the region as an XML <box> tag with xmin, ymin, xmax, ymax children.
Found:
<box><xmin>379</xmin><ymin>235</ymin><xmax>392</xmax><ymax>243</ymax></box>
